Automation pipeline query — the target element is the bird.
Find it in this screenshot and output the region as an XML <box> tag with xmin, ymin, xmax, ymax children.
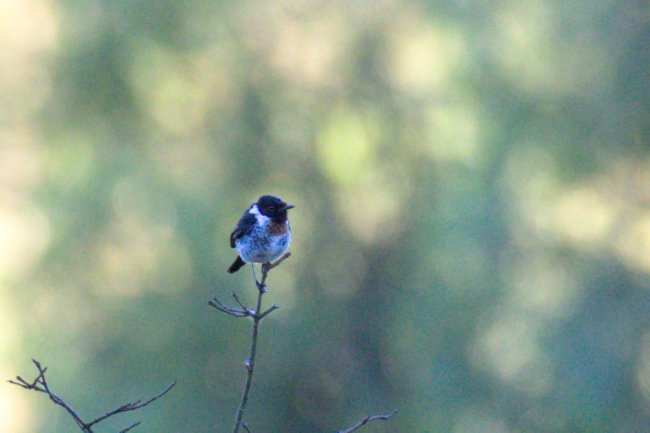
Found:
<box><xmin>227</xmin><ymin>195</ymin><xmax>294</xmax><ymax>285</ymax></box>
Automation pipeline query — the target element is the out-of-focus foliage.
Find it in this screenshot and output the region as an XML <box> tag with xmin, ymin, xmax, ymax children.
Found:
<box><xmin>1</xmin><ymin>0</ymin><xmax>649</xmax><ymax>432</ymax></box>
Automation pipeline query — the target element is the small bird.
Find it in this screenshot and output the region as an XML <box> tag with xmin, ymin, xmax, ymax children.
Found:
<box><xmin>228</xmin><ymin>195</ymin><xmax>294</xmax><ymax>282</ymax></box>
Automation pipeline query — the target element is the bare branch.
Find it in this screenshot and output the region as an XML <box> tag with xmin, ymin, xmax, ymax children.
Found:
<box><xmin>230</xmin><ymin>286</ymin><xmax>261</xmax><ymax>433</ymax></box>
<box><xmin>85</xmin><ymin>380</ymin><xmax>177</xmax><ymax>429</ymax></box>
<box><xmin>232</xmin><ymin>292</ymin><xmax>253</xmax><ymax>313</ymax></box>
<box><xmin>337</xmin><ymin>409</ymin><xmax>399</xmax><ymax>433</ymax></box>
<box><xmin>213</xmin><ymin>251</ymin><xmax>398</xmax><ymax>433</ymax></box>
<box><xmin>211</xmin><ymin>253</ymin><xmax>291</xmax><ymax>433</ymax></box>
<box><xmin>258</xmin><ymin>304</ymin><xmax>279</xmax><ymax>319</ymax></box>
<box><xmin>264</xmin><ymin>252</ymin><xmax>291</xmax><ymax>273</ymax></box>
<box><xmin>119</xmin><ymin>421</ymin><xmax>142</xmax><ymax>433</ymax></box>
<box><xmin>9</xmin><ymin>359</ymin><xmax>87</xmax><ymax>430</ymax></box>
<box><xmin>208</xmin><ymin>298</ymin><xmax>251</xmax><ymax>318</ymax></box>
<box><xmin>9</xmin><ymin>359</ymin><xmax>175</xmax><ymax>433</ymax></box>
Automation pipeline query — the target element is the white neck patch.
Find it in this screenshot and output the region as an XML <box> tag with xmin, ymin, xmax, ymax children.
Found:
<box><xmin>249</xmin><ymin>204</ymin><xmax>268</xmax><ymax>225</ymax></box>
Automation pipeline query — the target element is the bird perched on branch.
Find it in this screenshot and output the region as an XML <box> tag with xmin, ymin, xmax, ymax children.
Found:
<box><xmin>228</xmin><ymin>195</ymin><xmax>294</xmax><ymax>282</ymax></box>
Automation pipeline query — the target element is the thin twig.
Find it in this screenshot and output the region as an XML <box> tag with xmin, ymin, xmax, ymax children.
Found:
<box><xmin>212</xmin><ymin>251</ymin><xmax>398</xmax><ymax>433</ymax></box>
<box><xmin>208</xmin><ymin>298</ymin><xmax>251</xmax><ymax>318</ymax></box>
<box><xmin>211</xmin><ymin>253</ymin><xmax>290</xmax><ymax>433</ymax></box>
<box><xmin>209</xmin><ymin>253</ymin><xmax>291</xmax><ymax>320</ymax></box>
<box><xmin>120</xmin><ymin>421</ymin><xmax>142</xmax><ymax>433</ymax></box>
<box><xmin>85</xmin><ymin>380</ymin><xmax>177</xmax><ymax>429</ymax></box>
<box><xmin>258</xmin><ymin>304</ymin><xmax>279</xmax><ymax>319</ymax></box>
<box><xmin>264</xmin><ymin>252</ymin><xmax>291</xmax><ymax>273</ymax></box>
<box><xmin>232</xmin><ymin>292</ymin><xmax>252</xmax><ymax>312</ymax></box>
<box><xmin>231</xmin><ymin>253</ymin><xmax>289</xmax><ymax>433</ymax></box>
<box><xmin>231</xmin><ymin>287</ymin><xmax>263</xmax><ymax>433</ymax></box>
<box><xmin>8</xmin><ymin>359</ymin><xmax>176</xmax><ymax>433</ymax></box>
<box><xmin>9</xmin><ymin>359</ymin><xmax>87</xmax><ymax>430</ymax></box>
<box><xmin>337</xmin><ymin>409</ymin><xmax>399</xmax><ymax>433</ymax></box>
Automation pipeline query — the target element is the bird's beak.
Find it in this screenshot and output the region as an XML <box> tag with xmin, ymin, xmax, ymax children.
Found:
<box><xmin>282</xmin><ymin>203</ymin><xmax>295</xmax><ymax>211</ymax></box>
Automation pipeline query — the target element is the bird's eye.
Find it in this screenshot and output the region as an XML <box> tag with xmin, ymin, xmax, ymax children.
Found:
<box><xmin>268</xmin><ymin>205</ymin><xmax>275</xmax><ymax>212</ymax></box>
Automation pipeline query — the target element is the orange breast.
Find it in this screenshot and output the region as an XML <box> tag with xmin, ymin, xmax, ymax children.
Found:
<box><xmin>268</xmin><ymin>221</ymin><xmax>288</xmax><ymax>235</ymax></box>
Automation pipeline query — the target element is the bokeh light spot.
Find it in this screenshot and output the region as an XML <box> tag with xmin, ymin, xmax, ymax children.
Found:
<box><xmin>426</xmin><ymin>103</ymin><xmax>482</xmax><ymax>166</ymax></box>
<box><xmin>0</xmin><ymin>202</ymin><xmax>51</xmax><ymax>280</ymax></box>
<box><xmin>316</xmin><ymin>109</ymin><xmax>375</xmax><ymax>186</ymax></box>
<box><xmin>389</xmin><ymin>19</ymin><xmax>466</xmax><ymax>94</ymax></box>
<box><xmin>615</xmin><ymin>213</ymin><xmax>650</xmax><ymax>275</ymax></box>
<box><xmin>472</xmin><ymin>313</ymin><xmax>552</xmax><ymax>395</ymax></box>
<box><xmin>551</xmin><ymin>187</ymin><xmax>618</xmax><ymax>246</ymax></box>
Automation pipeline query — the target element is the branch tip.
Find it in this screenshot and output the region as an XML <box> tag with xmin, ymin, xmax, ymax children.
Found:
<box><xmin>337</xmin><ymin>409</ymin><xmax>399</xmax><ymax>433</ymax></box>
<box><xmin>120</xmin><ymin>421</ymin><xmax>142</xmax><ymax>433</ymax></box>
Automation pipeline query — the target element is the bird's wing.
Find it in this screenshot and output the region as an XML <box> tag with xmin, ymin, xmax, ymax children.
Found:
<box><xmin>230</xmin><ymin>210</ymin><xmax>257</xmax><ymax>248</ymax></box>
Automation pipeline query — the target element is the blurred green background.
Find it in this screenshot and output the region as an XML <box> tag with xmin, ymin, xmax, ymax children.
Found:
<box><xmin>1</xmin><ymin>0</ymin><xmax>649</xmax><ymax>432</ymax></box>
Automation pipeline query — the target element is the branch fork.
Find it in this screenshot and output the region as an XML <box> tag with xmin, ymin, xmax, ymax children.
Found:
<box><xmin>210</xmin><ymin>250</ymin><xmax>397</xmax><ymax>433</ymax></box>
<box><xmin>9</xmin><ymin>359</ymin><xmax>175</xmax><ymax>433</ymax></box>
<box><xmin>208</xmin><ymin>292</ymin><xmax>278</xmax><ymax>319</ymax></box>
<box><xmin>209</xmin><ymin>252</ymin><xmax>290</xmax><ymax>433</ymax></box>
<box><xmin>209</xmin><ymin>252</ymin><xmax>289</xmax><ymax>321</ymax></box>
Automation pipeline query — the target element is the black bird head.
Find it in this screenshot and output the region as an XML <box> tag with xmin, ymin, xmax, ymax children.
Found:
<box><xmin>256</xmin><ymin>195</ymin><xmax>294</xmax><ymax>221</ymax></box>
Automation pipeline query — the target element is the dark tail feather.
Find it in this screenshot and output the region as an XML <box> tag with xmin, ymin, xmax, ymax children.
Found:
<box><xmin>227</xmin><ymin>256</ymin><xmax>246</xmax><ymax>273</ymax></box>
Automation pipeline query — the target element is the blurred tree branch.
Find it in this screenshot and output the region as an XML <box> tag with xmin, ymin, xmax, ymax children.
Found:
<box><xmin>8</xmin><ymin>359</ymin><xmax>176</xmax><ymax>433</ymax></box>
